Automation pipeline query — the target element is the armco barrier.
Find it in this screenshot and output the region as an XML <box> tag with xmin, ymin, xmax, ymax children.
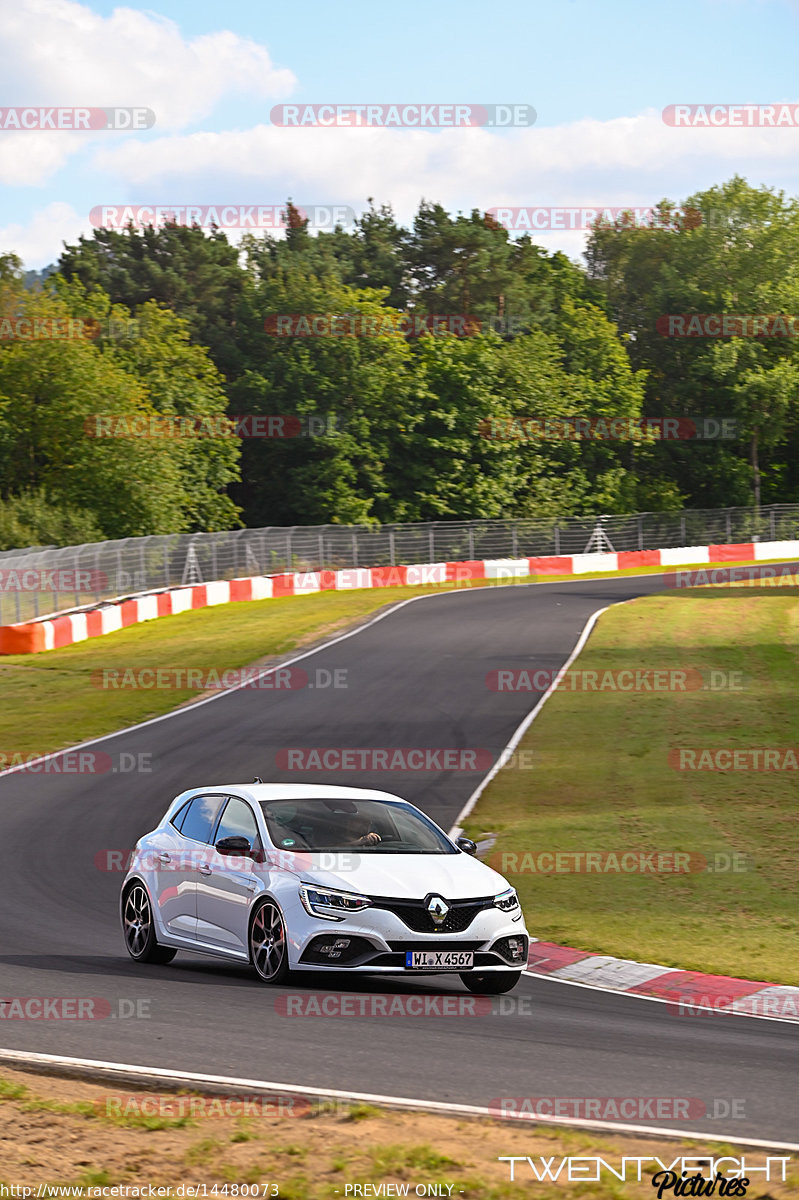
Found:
<box><xmin>0</xmin><ymin>541</ymin><xmax>796</xmax><ymax>655</ymax></box>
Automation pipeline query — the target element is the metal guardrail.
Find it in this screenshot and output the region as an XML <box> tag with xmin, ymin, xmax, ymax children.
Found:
<box><xmin>0</xmin><ymin>505</ymin><xmax>797</xmax><ymax>626</ymax></box>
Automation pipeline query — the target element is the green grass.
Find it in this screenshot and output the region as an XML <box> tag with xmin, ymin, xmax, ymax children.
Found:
<box><xmin>0</xmin><ymin>556</ymin><xmax>789</xmax><ymax>763</ymax></box>
<box><xmin>464</xmin><ymin>587</ymin><xmax>799</xmax><ymax>983</ymax></box>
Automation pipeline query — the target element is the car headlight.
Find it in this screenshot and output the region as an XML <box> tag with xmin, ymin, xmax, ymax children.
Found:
<box><xmin>299</xmin><ymin>884</ymin><xmax>372</xmax><ymax>922</ymax></box>
<box><xmin>494</xmin><ymin>887</ymin><xmax>520</xmax><ymax>912</ymax></box>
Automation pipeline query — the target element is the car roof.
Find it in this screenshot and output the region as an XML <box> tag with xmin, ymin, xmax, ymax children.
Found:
<box><xmin>175</xmin><ymin>783</ymin><xmax>410</xmax><ymax>807</ymax></box>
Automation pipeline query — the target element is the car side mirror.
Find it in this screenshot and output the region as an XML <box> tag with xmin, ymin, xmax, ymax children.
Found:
<box><xmin>455</xmin><ymin>836</ymin><xmax>477</xmax><ymax>856</ymax></box>
<box><xmin>216</xmin><ymin>835</ymin><xmax>252</xmax><ymax>856</ymax></box>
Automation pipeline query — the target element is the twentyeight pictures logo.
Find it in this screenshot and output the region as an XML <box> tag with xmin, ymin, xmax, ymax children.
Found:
<box><xmin>270</xmin><ymin>103</ymin><xmax>536</xmax><ymax>127</ymax></box>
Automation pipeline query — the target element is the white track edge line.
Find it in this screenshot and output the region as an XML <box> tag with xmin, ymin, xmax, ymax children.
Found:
<box><xmin>447</xmin><ymin>602</ymin><xmax>614</xmax><ymax>836</ymax></box>
<box><xmin>1</xmin><ymin>1049</ymin><xmax>797</xmax><ymax>1150</ymax></box>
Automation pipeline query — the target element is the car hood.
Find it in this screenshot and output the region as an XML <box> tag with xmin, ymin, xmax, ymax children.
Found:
<box><xmin>296</xmin><ymin>852</ymin><xmax>510</xmax><ymax>900</ymax></box>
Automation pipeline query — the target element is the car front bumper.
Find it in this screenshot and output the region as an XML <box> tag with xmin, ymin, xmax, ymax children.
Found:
<box><xmin>283</xmin><ymin>894</ymin><xmax>529</xmax><ymax>972</ymax></box>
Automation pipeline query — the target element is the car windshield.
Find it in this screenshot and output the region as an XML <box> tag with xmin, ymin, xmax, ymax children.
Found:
<box><xmin>259</xmin><ymin>798</ymin><xmax>457</xmax><ymax>854</ymax></box>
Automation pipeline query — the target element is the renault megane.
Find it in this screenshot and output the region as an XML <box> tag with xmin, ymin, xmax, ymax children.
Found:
<box><xmin>120</xmin><ymin>783</ymin><xmax>529</xmax><ymax>993</ymax></box>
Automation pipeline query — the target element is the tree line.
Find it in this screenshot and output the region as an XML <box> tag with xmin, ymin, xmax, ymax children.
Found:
<box><xmin>0</xmin><ymin>176</ymin><xmax>795</xmax><ymax>547</ymax></box>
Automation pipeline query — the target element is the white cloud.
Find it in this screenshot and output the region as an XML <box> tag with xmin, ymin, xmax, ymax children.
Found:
<box><xmin>0</xmin><ymin>0</ymin><xmax>296</xmax><ymax>185</ymax></box>
<box><xmin>0</xmin><ymin>202</ymin><xmax>85</xmax><ymax>267</ymax></box>
<box><xmin>90</xmin><ymin>107</ymin><xmax>799</xmax><ymax>232</ymax></box>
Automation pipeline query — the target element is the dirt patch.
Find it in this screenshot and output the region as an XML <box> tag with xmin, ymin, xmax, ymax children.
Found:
<box><xmin>0</xmin><ymin>1066</ymin><xmax>794</xmax><ymax>1199</ymax></box>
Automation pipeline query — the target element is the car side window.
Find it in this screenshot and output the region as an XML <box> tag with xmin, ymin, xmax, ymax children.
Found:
<box><xmin>170</xmin><ymin>800</ymin><xmax>192</xmax><ymax>832</ymax></box>
<box><xmin>214</xmin><ymin>796</ymin><xmax>261</xmax><ymax>850</ymax></box>
<box><xmin>179</xmin><ymin>794</ymin><xmax>224</xmax><ymax>844</ymax></box>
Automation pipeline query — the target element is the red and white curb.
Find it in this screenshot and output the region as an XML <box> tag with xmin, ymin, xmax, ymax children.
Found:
<box><xmin>3</xmin><ymin>537</ymin><xmax>798</xmax><ymax>655</ymax></box>
<box><xmin>527</xmin><ymin>941</ymin><xmax>799</xmax><ymax>1022</ymax></box>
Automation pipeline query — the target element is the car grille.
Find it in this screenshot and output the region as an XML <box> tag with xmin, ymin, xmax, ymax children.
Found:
<box><xmin>369</xmin><ymin>895</ymin><xmax>494</xmax><ymax>934</ymax></box>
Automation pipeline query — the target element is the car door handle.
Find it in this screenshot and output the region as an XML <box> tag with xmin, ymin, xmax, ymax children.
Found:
<box><xmin>158</xmin><ymin>853</ymin><xmax>171</xmax><ymax>863</ymax></box>
<box><xmin>246</xmin><ymin>879</ymin><xmax>257</xmax><ymax>891</ymax></box>
<box><xmin>198</xmin><ymin>864</ymin><xmax>212</xmax><ymax>876</ymax></box>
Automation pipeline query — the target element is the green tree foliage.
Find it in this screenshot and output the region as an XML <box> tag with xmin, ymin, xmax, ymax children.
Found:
<box><xmin>586</xmin><ymin>178</ymin><xmax>799</xmax><ymax>507</ymax></box>
<box><xmin>0</xmin><ymin>277</ymin><xmax>241</xmax><ymax>538</ymax></box>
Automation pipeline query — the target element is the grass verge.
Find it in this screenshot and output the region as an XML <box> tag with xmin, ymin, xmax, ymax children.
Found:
<box><xmin>463</xmin><ymin>585</ymin><xmax>799</xmax><ymax>983</ymax></box>
<box><xmin>0</xmin><ymin>1067</ymin><xmax>793</xmax><ymax>1199</ymax></box>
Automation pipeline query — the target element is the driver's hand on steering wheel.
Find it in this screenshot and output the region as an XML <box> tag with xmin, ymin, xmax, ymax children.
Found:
<box><xmin>356</xmin><ymin>831</ymin><xmax>381</xmax><ymax>845</ymax></box>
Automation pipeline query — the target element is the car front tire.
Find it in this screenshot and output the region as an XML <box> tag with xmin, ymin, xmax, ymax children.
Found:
<box><xmin>122</xmin><ymin>882</ymin><xmax>177</xmax><ymax>964</ymax></box>
<box><xmin>249</xmin><ymin>898</ymin><xmax>290</xmax><ymax>984</ymax></box>
<box><xmin>459</xmin><ymin>970</ymin><xmax>521</xmax><ymax>994</ymax></box>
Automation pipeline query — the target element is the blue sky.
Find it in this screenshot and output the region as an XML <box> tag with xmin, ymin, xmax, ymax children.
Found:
<box><xmin>3</xmin><ymin>0</ymin><xmax>799</xmax><ymax>267</ymax></box>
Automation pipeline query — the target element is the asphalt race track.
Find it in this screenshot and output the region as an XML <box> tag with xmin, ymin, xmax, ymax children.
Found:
<box><xmin>1</xmin><ymin>573</ymin><xmax>798</xmax><ymax>1143</ymax></box>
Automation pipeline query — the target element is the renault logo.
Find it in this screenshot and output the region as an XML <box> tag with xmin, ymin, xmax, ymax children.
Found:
<box><xmin>426</xmin><ymin>894</ymin><xmax>450</xmax><ymax>925</ymax></box>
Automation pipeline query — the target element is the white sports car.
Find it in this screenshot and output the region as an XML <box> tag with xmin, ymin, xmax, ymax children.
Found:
<box><xmin>120</xmin><ymin>783</ymin><xmax>529</xmax><ymax>993</ymax></box>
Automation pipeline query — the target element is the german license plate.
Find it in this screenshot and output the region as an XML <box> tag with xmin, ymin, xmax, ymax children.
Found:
<box><xmin>405</xmin><ymin>950</ymin><xmax>474</xmax><ymax>970</ymax></box>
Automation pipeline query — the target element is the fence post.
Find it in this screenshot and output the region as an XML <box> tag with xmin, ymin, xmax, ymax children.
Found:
<box><xmin>638</xmin><ymin>515</ymin><xmax>644</xmax><ymax>551</ymax></box>
<box><xmin>512</xmin><ymin>522</ymin><xmax>518</xmax><ymax>557</ymax></box>
<box><xmin>389</xmin><ymin>529</ymin><xmax>396</xmax><ymax>566</ymax></box>
<box><xmin>726</xmin><ymin>511</ymin><xmax>732</xmax><ymax>542</ymax></box>
<box><xmin>770</xmin><ymin>508</ymin><xmax>776</xmax><ymax>540</ymax></box>
<box><xmin>318</xmin><ymin>534</ymin><xmax>325</xmax><ymax>569</ymax></box>
<box><xmin>468</xmin><ymin>524</ymin><xmax>475</xmax><ymax>559</ymax></box>
<box><xmin>286</xmin><ymin>529</ymin><xmax>293</xmax><ymax>571</ymax></box>
<box><xmin>680</xmin><ymin>515</ymin><xmax>686</xmax><ymax>543</ymax></box>
<box><xmin>554</xmin><ymin>525</ymin><xmax>560</xmax><ymax>555</ymax></box>
<box><xmin>352</xmin><ymin>531</ymin><xmax>358</xmax><ymax>568</ymax></box>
